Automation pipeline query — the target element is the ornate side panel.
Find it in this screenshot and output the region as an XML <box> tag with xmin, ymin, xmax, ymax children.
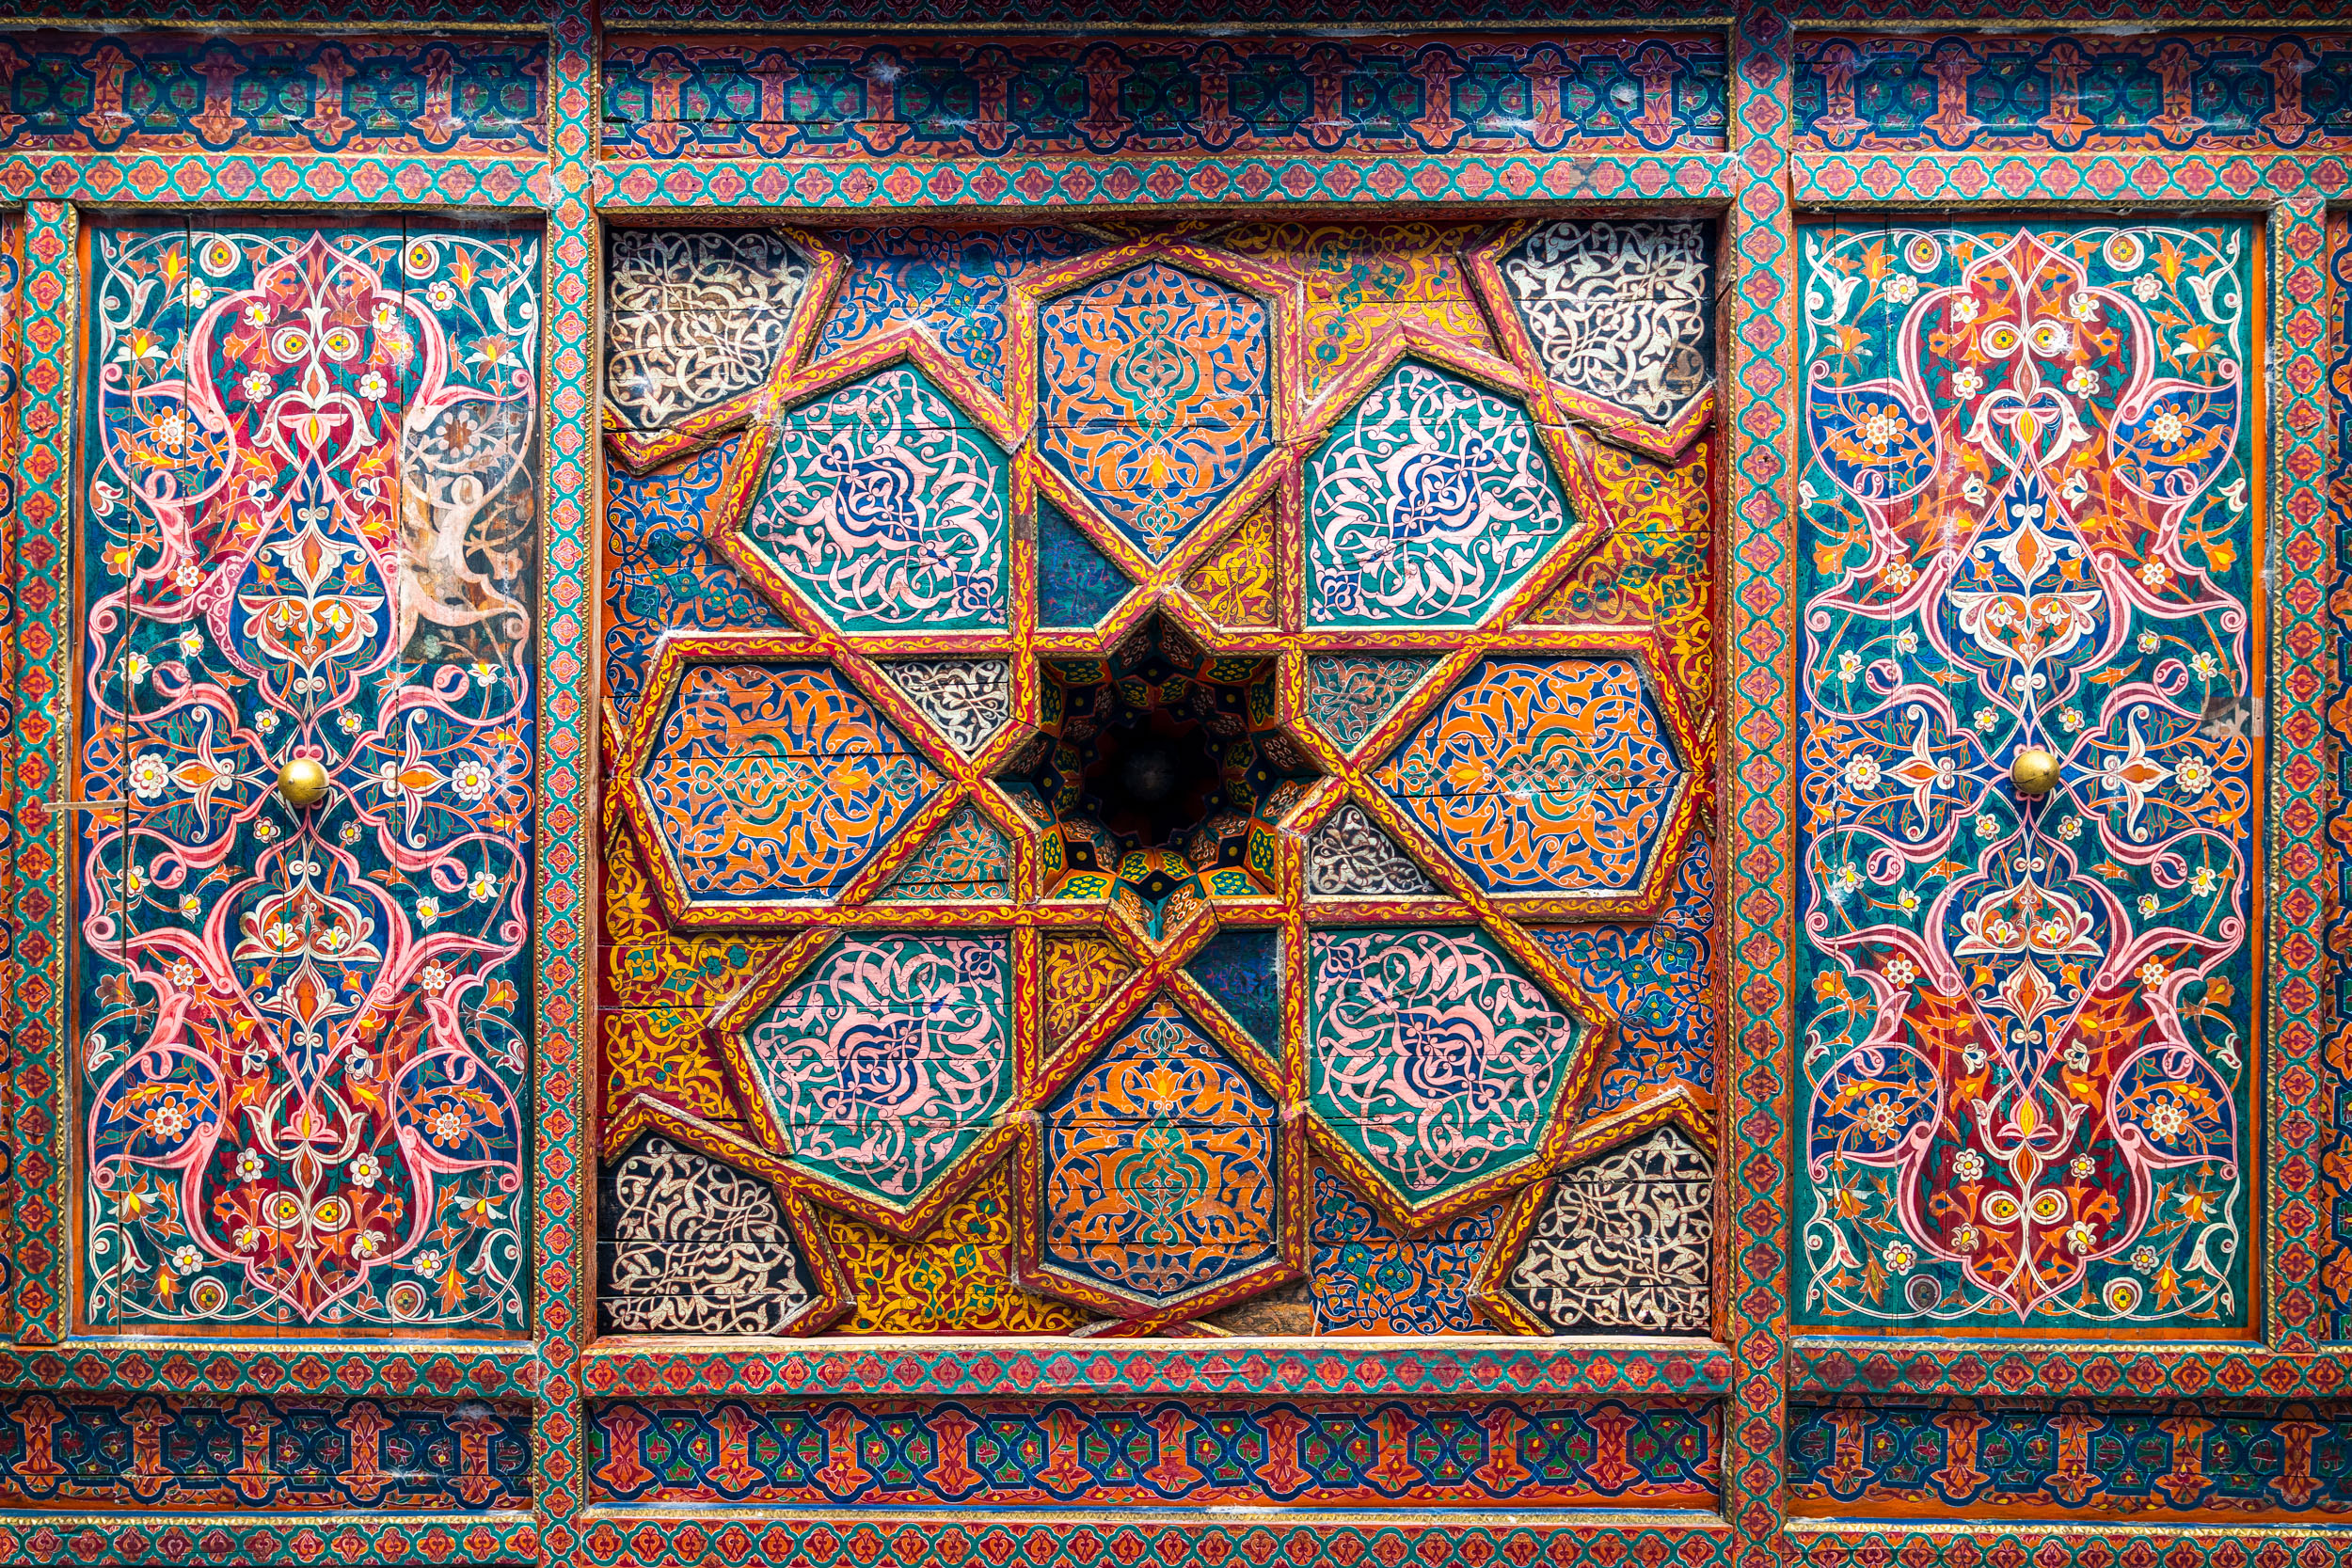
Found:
<box><xmin>594</xmin><ymin>207</ymin><xmax>1724</xmax><ymax>1524</ymax></box>
<box><xmin>1797</xmin><ymin>222</ymin><xmax>2257</xmax><ymax>1336</ymax></box>
<box><xmin>75</xmin><ymin>221</ymin><xmax>539</xmax><ymax>1333</ymax></box>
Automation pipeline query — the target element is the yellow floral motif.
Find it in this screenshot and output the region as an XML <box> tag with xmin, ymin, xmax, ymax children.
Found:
<box><xmin>1042</xmin><ymin>934</ymin><xmax>1134</xmax><ymax>1048</ymax></box>
<box><xmin>1184</xmin><ymin>504</ymin><xmax>1279</xmax><ymax>629</ymax></box>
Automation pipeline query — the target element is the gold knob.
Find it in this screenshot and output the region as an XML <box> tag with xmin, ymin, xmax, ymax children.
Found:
<box><xmin>2010</xmin><ymin>748</ymin><xmax>2060</xmax><ymax>798</ymax></box>
<box><xmin>276</xmin><ymin>757</ymin><xmax>329</xmax><ymax>809</ymax></box>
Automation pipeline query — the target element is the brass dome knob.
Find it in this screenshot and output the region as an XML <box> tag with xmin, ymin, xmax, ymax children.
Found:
<box><xmin>2009</xmin><ymin>748</ymin><xmax>2060</xmax><ymax>799</ymax></box>
<box><xmin>276</xmin><ymin>757</ymin><xmax>329</xmax><ymax>809</ymax></box>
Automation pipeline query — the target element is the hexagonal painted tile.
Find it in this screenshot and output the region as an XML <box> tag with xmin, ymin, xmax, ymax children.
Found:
<box><xmin>1373</xmin><ymin>656</ymin><xmax>1688</xmax><ymax>898</ymax></box>
<box><xmin>1307</xmin><ymin>360</ymin><xmax>1578</xmax><ymax>628</ymax></box>
<box><xmin>1036</xmin><ymin>997</ymin><xmax>1282</xmax><ymax>1311</ymax></box>
<box><xmin>734</xmin><ymin>933</ymin><xmax>1014</xmax><ymax>1221</ymax></box>
<box><xmin>734</xmin><ymin>364</ymin><xmax>1010</xmax><ymax>632</ymax></box>
<box><xmin>1038</xmin><ymin>262</ymin><xmax>1274</xmax><ymax>561</ymax></box>
<box><xmin>634</xmin><ymin>660</ymin><xmax>943</xmax><ymax>909</ymax></box>
<box><xmin>1307</xmin><ymin>926</ymin><xmax>1589</xmax><ymax>1227</ymax></box>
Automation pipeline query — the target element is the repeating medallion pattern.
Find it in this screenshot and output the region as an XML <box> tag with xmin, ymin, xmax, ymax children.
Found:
<box><xmin>1797</xmin><ymin>224</ymin><xmax>2255</xmax><ymax>1330</ymax></box>
<box><xmin>81</xmin><ymin>223</ymin><xmax>538</xmax><ymax>1331</ymax></box>
<box><xmin>593</xmin><ymin>214</ymin><xmax>1720</xmax><ymax>1354</ymax></box>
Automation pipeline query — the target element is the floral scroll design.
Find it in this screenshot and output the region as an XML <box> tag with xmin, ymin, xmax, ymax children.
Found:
<box><xmin>80</xmin><ymin>227</ymin><xmax>537</xmax><ymax>1329</ymax></box>
<box><xmin>1798</xmin><ymin>225</ymin><xmax>2252</xmax><ymax>1328</ymax></box>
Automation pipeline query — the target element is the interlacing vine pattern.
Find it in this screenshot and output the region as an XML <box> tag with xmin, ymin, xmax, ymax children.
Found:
<box><xmin>80</xmin><ymin>224</ymin><xmax>538</xmax><ymax>1330</ymax></box>
<box><xmin>1798</xmin><ymin>224</ymin><xmax>2253</xmax><ymax>1330</ymax></box>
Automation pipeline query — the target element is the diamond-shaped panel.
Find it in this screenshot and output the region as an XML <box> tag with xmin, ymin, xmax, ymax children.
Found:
<box><xmin>1039</xmin><ymin>262</ymin><xmax>1274</xmax><ymax>561</ymax></box>
<box><xmin>636</xmin><ymin>660</ymin><xmax>942</xmax><ymax>907</ymax></box>
<box><xmin>1040</xmin><ymin>998</ymin><xmax>1280</xmax><ymax>1307</ymax></box>
<box><xmin>738</xmin><ymin>364</ymin><xmax>1009</xmax><ymax>632</ymax></box>
<box><xmin>738</xmin><ymin>933</ymin><xmax>1014</xmax><ymax>1216</ymax></box>
<box><xmin>1307</xmin><ymin>361</ymin><xmax>1576</xmax><ymax>628</ymax></box>
<box><xmin>1374</xmin><ymin>656</ymin><xmax>1685</xmax><ymax>897</ymax></box>
<box><xmin>1307</xmin><ymin>927</ymin><xmax>1587</xmax><ymax>1225</ymax></box>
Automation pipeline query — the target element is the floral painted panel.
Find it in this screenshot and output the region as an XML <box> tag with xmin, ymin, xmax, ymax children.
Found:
<box><xmin>597</xmin><ymin>216</ymin><xmax>1720</xmax><ymax>1343</ymax></box>
<box><xmin>1796</xmin><ymin>222</ymin><xmax>2255</xmax><ymax>1331</ymax></box>
<box><xmin>80</xmin><ymin>222</ymin><xmax>538</xmax><ymax>1332</ymax></box>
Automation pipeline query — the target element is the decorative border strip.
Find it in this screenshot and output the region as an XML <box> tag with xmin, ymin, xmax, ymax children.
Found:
<box><xmin>1789</xmin><ymin>1343</ymin><xmax>2352</xmax><ymax>1401</ymax></box>
<box><xmin>1793</xmin><ymin>148</ymin><xmax>2352</xmax><ymax>202</ymax></box>
<box><xmin>592</xmin><ymin>152</ymin><xmax>1739</xmax><ymax>209</ymax></box>
<box><xmin>0</xmin><ymin>150</ymin><xmax>550</xmax><ymax>205</ymax></box>
<box><xmin>0</xmin><ymin>1344</ymin><xmax>539</xmax><ymax>1400</ymax></box>
<box><xmin>0</xmin><ymin>1513</ymin><xmax>538</xmax><ymax>1568</ymax></box>
<box><xmin>581</xmin><ymin>1341</ymin><xmax>1734</xmax><ymax>1401</ymax></box>
<box><xmin>1794</xmin><ymin>32</ymin><xmax>2352</xmax><ymax>155</ymax></box>
<box><xmin>599</xmin><ymin>34</ymin><xmax>1728</xmax><ymax>161</ymax></box>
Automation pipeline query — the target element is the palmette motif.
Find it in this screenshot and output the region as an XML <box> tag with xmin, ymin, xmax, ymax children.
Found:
<box><xmin>1798</xmin><ymin>224</ymin><xmax>2253</xmax><ymax>1329</ymax></box>
<box><xmin>80</xmin><ymin>226</ymin><xmax>539</xmax><ymax>1330</ymax></box>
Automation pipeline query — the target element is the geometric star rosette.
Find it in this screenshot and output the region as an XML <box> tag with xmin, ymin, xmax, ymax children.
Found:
<box><xmin>596</xmin><ymin>218</ymin><xmax>1726</xmax><ymax>1336</ymax></box>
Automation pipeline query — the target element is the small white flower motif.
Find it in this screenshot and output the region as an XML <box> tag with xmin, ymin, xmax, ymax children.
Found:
<box><xmin>1894</xmin><ymin>629</ymin><xmax>1918</xmax><ymax>655</ymax></box>
<box><xmin>2189</xmin><ymin>651</ymin><xmax>2219</xmax><ymax>680</ymax></box>
<box><xmin>2137</xmin><ymin>631</ymin><xmax>2161</xmax><ymax>654</ymax></box>
<box><xmin>2147</xmin><ymin>1099</ymin><xmax>2188</xmax><ymax>1141</ymax></box>
<box><xmin>340</xmin><ymin>821</ymin><xmax>362</xmax><ymax>846</ymax></box>
<box><xmin>2149</xmin><ymin>409</ymin><xmax>2186</xmax><ymax>444</ymax></box>
<box><xmin>2137</xmin><ymin>894</ymin><xmax>2158</xmax><ymax>918</ymax></box>
<box><xmin>2068</xmin><ymin>292</ymin><xmax>2097</xmax><ymax>323</ymax></box>
<box><xmin>235</xmin><ymin>1225</ymin><xmax>262</xmax><ymax>1252</ymax></box>
<box><xmin>452</xmin><ymin>758</ymin><xmax>495</xmax><ymax>803</ymax></box>
<box><xmin>1846</xmin><ymin>754</ymin><xmax>1882</xmax><ymax>792</ymax></box>
<box><xmin>2137</xmin><ymin>959</ymin><xmax>2169</xmax><ymax>989</ymax></box>
<box><xmin>235</xmin><ymin>1149</ymin><xmax>266</xmax><ymax>1182</ymax></box>
<box><xmin>1955</xmin><ymin>1150</ymin><xmax>1986</xmax><ymax>1181</ymax></box>
<box><xmin>420</xmin><ymin>962</ymin><xmax>451</xmax><ymax>994</ymax></box>
<box><xmin>167</xmin><ymin>958</ymin><xmax>196</xmax><ymax>990</ymax></box>
<box><xmin>174</xmin><ymin>562</ymin><xmax>200</xmax><ymax>591</ymax></box>
<box><xmin>339</xmin><ymin>709</ymin><xmax>361</xmax><ymax>733</ymax></box>
<box><xmin>243</xmin><ymin>369</ymin><xmax>272</xmax><ymax>400</ymax></box>
<box><xmin>179</xmin><ymin>894</ymin><xmax>200</xmax><ymax>917</ymax></box>
<box><xmin>1883</xmin><ymin>1241</ymin><xmax>1916</xmax><ymax>1274</ymax></box>
<box><xmin>412</xmin><ymin>1248</ymin><xmax>447</xmax><ymax>1276</ymax></box>
<box><xmin>252</xmin><ymin>819</ymin><xmax>276</xmax><ymax>842</ymax></box>
<box><xmin>256</xmin><ymin>709</ymin><xmax>278</xmax><ymax>732</ymax></box>
<box><xmin>470</xmin><ymin>661</ymin><xmax>502</xmax><ymax>689</ymax></box>
<box><xmin>1884</xmin><ymin>273</ymin><xmax>1919</xmax><ymax>304</ymax></box>
<box><xmin>1976</xmin><ymin>814</ymin><xmax>2000</xmax><ymax>835</ymax></box>
<box><xmin>178</xmin><ymin>626</ymin><xmax>202</xmax><ymax>657</ymax></box>
<box><xmin>350</xmin><ymin>1153</ymin><xmax>382</xmax><ymax>1188</ymax></box>
<box><xmin>243</xmin><ymin>303</ymin><xmax>269</xmax><ymax>328</ymax></box>
<box><xmin>241</xmin><ymin>1045</ymin><xmax>267</xmax><ymax>1075</ymax></box>
<box><xmin>1952</xmin><ymin>296</ymin><xmax>1981</xmax><ymax>325</ymax></box>
<box><xmin>2131</xmin><ymin>1245</ymin><xmax>2160</xmax><ymax>1274</ymax></box>
<box><xmin>426</xmin><ymin>280</ymin><xmax>458</xmax><ymax>310</ymax></box>
<box><xmin>1881</xmin><ymin>561</ymin><xmax>1915</xmax><ymax>590</ymax></box>
<box><xmin>2176</xmin><ymin>758</ymin><xmax>2211</xmax><ymax>796</ymax></box>
<box><xmin>2138</xmin><ymin>559</ymin><xmax>2169</xmax><ymax>589</ymax></box>
<box><xmin>1884</xmin><ymin>958</ymin><xmax>1917</xmax><ymax>987</ymax></box>
<box><xmin>1963</xmin><ymin>475</ymin><xmax>1989</xmax><ymax>504</ymax></box>
<box><xmin>1836</xmin><ymin>651</ymin><xmax>1862</xmax><ymax>681</ymax></box>
<box><xmin>2070</xmin><ymin>1155</ymin><xmax>2095</xmax><ymax>1180</ymax></box>
<box><xmin>1954</xmin><ymin>1225</ymin><xmax>1981</xmax><ymax>1252</ymax></box>
<box><xmin>469</xmin><ymin>869</ymin><xmax>499</xmax><ymax>903</ymax></box>
<box><xmin>2191</xmin><ymin>866</ymin><xmax>2218</xmax><ymax>896</ymax></box>
<box><xmin>185</xmin><ymin>280</ymin><xmax>210</xmax><ymax>308</ymax></box>
<box><xmin>373</xmin><ymin>303</ymin><xmax>401</xmax><ymax>332</ymax></box>
<box><xmin>1951</xmin><ymin>367</ymin><xmax>1984</xmax><ymax>397</ymax></box>
<box><xmin>1896</xmin><ymin>889</ymin><xmax>1919</xmax><ymax>913</ymax></box>
<box><xmin>360</xmin><ymin>371</ymin><xmax>388</xmax><ymax>400</ymax></box>
<box><xmin>356</xmin><ymin>1230</ymin><xmax>383</xmax><ymax>1259</ymax></box>
<box><xmin>129</xmin><ymin>752</ymin><xmax>169</xmax><ymax>800</ymax></box>
<box><xmin>2065</xmin><ymin>1220</ymin><xmax>2097</xmax><ymax>1255</ymax></box>
<box><xmin>416</xmin><ymin>896</ymin><xmax>440</xmax><ymax>925</ymax></box>
<box><xmin>1835</xmin><ymin>863</ymin><xmax>1861</xmax><ymax>893</ymax></box>
<box><xmin>2059</xmin><ymin>707</ymin><xmax>2083</xmax><ymax>732</ymax></box>
<box><xmin>2065</xmin><ymin>364</ymin><xmax>2099</xmax><ymax>395</ymax></box>
<box><xmin>2131</xmin><ymin>274</ymin><xmax>2163</xmax><ymax>302</ymax></box>
<box><xmin>1861</xmin><ymin>412</ymin><xmax>1900</xmax><ymax>449</ymax></box>
<box><xmin>169</xmin><ymin>1245</ymin><xmax>203</xmax><ymax>1275</ymax></box>
<box><xmin>1973</xmin><ymin>708</ymin><xmax>1999</xmax><ymax>733</ymax></box>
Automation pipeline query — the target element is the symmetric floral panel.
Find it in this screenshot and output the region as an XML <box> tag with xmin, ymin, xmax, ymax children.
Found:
<box><xmin>597</xmin><ymin>215</ymin><xmax>1719</xmax><ymax>1349</ymax></box>
<box><xmin>1797</xmin><ymin>223</ymin><xmax>2255</xmax><ymax>1332</ymax></box>
<box><xmin>78</xmin><ymin>222</ymin><xmax>540</xmax><ymax>1332</ymax></box>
